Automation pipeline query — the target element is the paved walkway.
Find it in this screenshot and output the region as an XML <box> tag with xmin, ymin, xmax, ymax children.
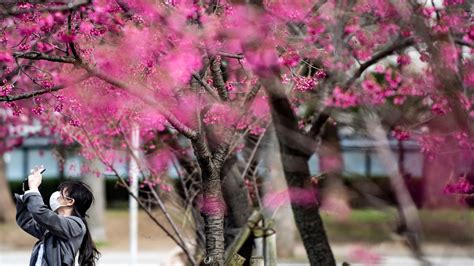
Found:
<box><xmin>1</xmin><ymin>250</ymin><xmax>473</xmax><ymax>266</ymax></box>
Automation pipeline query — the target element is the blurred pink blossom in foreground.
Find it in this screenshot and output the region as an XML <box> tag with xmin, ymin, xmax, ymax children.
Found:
<box><xmin>347</xmin><ymin>245</ymin><xmax>382</xmax><ymax>266</ymax></box>
<box><xmin>263</xmin><ymin>187</ymin><xmax>318</xmax><ymax>210</ymax></box>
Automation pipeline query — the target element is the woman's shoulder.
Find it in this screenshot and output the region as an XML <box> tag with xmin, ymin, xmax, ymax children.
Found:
<box><xmin>66</xmin><ymin>216</ymin><xmax>87</xmax><ymax>234</ymax></box>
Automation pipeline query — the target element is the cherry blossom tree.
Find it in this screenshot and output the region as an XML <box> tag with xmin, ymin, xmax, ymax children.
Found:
<box><xmin>1</xmin><ymin>0</ymin><xmax>474</xmax><ymax>265</ymax></box>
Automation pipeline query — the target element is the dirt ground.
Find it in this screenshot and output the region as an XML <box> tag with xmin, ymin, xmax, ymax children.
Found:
<box><xmin>0</xmin><ymin>210</ymin><xmax>179</xmax><ymax>251</ymax></box>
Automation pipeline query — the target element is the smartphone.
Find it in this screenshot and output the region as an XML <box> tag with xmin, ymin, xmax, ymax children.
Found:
<box><xmin>22</xmin><ymin>168</ymin><xmax>46</xmax><ymax>192</ymax></box>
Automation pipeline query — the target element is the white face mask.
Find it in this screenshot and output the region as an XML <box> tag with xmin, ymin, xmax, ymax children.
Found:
<box><xmin>49</xmin><ymin>191</ymin><xmax>68</xmax><ymax>212</ymax></box>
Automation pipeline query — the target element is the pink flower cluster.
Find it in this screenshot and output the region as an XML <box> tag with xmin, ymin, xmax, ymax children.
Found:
<box><xmin>0</xmin><ymin>51</ymin><xmax>13</xmax><ymax>63</ymax></box>
<box><xmin>347</xmin><ymin>245</ymin><xmax>381</xmax><ymax>266</ymax></box>
<box><xmin>397</xmin><ymin>54</ymin><xmax>411</xmax><ymax>66</ymax></box>
<box><xmin>444</xmin><ymin>177</ymin><xmax>473</xmax><ymax>195</ymax></box>
<box><xmin>430</xmin><ymin>96</ymin><xmax>451</xmax><ymax>115</ymax></box>
<box><xmin>444</xmin><ymin>0</ymin><xmax>465</xmax><ymax>6</ymax></box>
<box><xmin>417</xmin><ymin>134</ymin><xmax>445</xmax><ymax>160</ymax></box>
<box><xmin>263</xmin><ymin>187</ymin><xmax>318</xmax><ymax>210</ymax></box>
<box><xmin>454</xmin><ymin>131</ymin><xmax>472</xmax><ymax>149</ymax></box>
<box><xmin>325</xmin><ymin>87</ymin><xmax>358</xmax><ymax>108</ymax></box>
<box><xmin>203</xmin><ymin>104</ymin><xmax>238</xmax><ymax>126</ymax></box>
<box><xmin>294</xmin><ymin>76</ymin><xmax>317</xmax><ymax>92</ymax></box>
<box><xmin>361</xmin><ymin>79</ymin><xmax>390</xmax><ymax>105</ymax></box>
<box><xmin>279</xmin><ymin>50</ymin><xmax>300</xmax><ymax>67</ymax></box>
<box><xmin>392</xmin><ymin>127</ymin><xmax>410</xmax><ymax>141</ymax></box>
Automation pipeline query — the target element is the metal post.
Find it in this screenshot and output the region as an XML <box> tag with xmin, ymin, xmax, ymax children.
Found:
<box><xmin>129</xmin><ymin>123</ymin><xmax>140</xmax><ymax>265</ymax></box>
<box><xmin>365</xmin><ymin>150</ymin><xmax>371</xmax><ymax>178</ymax></box>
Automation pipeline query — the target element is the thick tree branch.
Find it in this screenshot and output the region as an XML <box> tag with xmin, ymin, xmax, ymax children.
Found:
<box><xmin>260</xmin><ymin>74</ymin><xmax>336</xmax><ymax>265</ymax></box>
<box><xmin>217</xmin><ymin>52</ymin><xmax>244</xmax><ymax>59</ymax></box>
<box><xmin>455</xmin><ymin>38</ymin><xmax>474</xmax><ymax>48</ymax></box>
<box><xmin>192</xmin><ymin>73</ymin><xmax>220</xmax><ymax>101</ymax></box>
<box><xmin>0</xmin><ymin>75</ymin><xmax>90</xmax><ymax>102</ymax></box>
<box><xmin>0</xmin><ymin>0</ymin><xmax>92</xmax><ymax>18</ymax></box>
<box><xmin>262</xmin><ymin>77</ymin><xmax>318</xmax><ymax>158</ymax></box>
<box><xmin>307</xmin><ymin>113</ymin><xmax>330</xmax><ymax>139</ymax></box>
<box><xmin>114</xmin><ymin>0</ymin><xmax>134</xmax><ymax>19</ymax></box>
<box><xmin>210</xmin><ymin>56</ymin><xmax>229</xmax><ymax>101</ymax></box>
<box><xmin>344</xmin><ymin>37</ymin><xmax>415</xmax><ymax>88</ymax></box>
<box><xmin>13</xmin><ymin>52</ymin><xmax>78</xmax><ymax>64</ymax></box>
<box><xmin>0</xmin><ymin>85</ymin><xmax>63</xmax><ymax>102</ymax></box>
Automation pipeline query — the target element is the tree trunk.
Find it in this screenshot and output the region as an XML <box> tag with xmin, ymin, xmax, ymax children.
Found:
<box><xmin>82</xmin><ymin>159</ymin><xmax>107</xmax><ymax>242</ymax></box>
<box><xmin>261</xmin><ymin>76</ymin><xmax>336</xmax><ymax>265</ymax></box>
<box><xmin>279</xmin><ymin>152</ymin><xmax>336</xmax><ymax>266</ymax></box>
<box><xmin>192</xmin><ymin>139</ymin><xmax>226</xmax><ymax>265</ymax></box>
<box><xmin>0</xmin><ymin>156</ymin><xmax>15</xmax><ymax>223</ymax></box>
<box><xmin>222</xmin><ymin>156</ymin><xmax>253</xmax><ymax>260</ymax></box>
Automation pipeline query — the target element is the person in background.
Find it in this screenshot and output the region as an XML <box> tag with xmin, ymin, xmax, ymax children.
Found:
<box><xmin>15</xmin><ymin>166</ymin><xmax>101</xmax><ymax>266</ymax></box>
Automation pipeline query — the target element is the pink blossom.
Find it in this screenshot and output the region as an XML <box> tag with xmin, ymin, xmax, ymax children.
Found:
<box><xmin>263</xmin><ymin>187</ymin><xmax>318</xmax><ymax>210</ymax></box>
<box><xmin>431</xmin><ymin>96</ymin><xmax>451</xmax><ymax>115</ymax></box>
<box><xmin>39</xmin><ymin>15</ymin><xmax>55</xmax><ymax>30</ymax></box>
<box><xmin>0</xmin><ymin>51</ymin><xmax>13</xmax><ymax>63</ymax></box>
<box><xmin>393</xmin><ymin>96</ymin><xmax>406</xmax><ymax>105</ymax></box>
<box><xmin>57</xmin><ymin>32</ymin><xmax>77</xmax><ymax>43</ymax></box>
<box><xmin>421</xmin><ymin>7</ymin><xmax>435</xmax><ymax>18</ymax></box>
<box><xmin>279</xmin><ymin>49</ymin><xmax>300</xmax><ymax>67</ymax></box>
<box><xmin>444</xmin><ymin>0</ymin><xmax>464</xmax><ymax>6</ymax></box>
<box><xmin>463</xmin><ymin>64</ymin><xmax>474</xmax><ymax>87</ymax></box>
<box><xmin>466</xmin><ymin>25</ymin><xmax>474</xmax><ymax>41</ymax></box>
<box><xmin>69</xmin><ymin>119</ymin><xmax>81</xmax><ymax>127</ymax></box>
<box><xmin>326</xmin><ymin>87</ymin><xmax>358</xmax><ymax>108</ymax></box>
<box><xmin>347</xmin><ymin>245</ymin><xmax>381</xmax><ymax>266</ymax></box>
<box><xmin>245</xmin><ymin>43</ymin><xmax>280</xmax><ymax>75</ymax></box>
<box><xmin>459</xmin><ymin>93</ymin><xmax>472</xmax><ymax>110</ymax></box>
<box><xmin>79</xmin><ymin>22</ymin><xmax>95</xmax><ymax>35</ymax></box>
<box><xmin>161</xmin><ymin>39</ymin><xmax>202</xmax><ymax>86</ymax></box>
<box><xmin>294</xmin><ymin>76</ymin><xmax>318</xmax><ymax>92</ymax></box>
<box><xmin>392</xmin><ymin>128</ymin><xmax>410</xmax><ymax>141</ymax></box>
<box><xmin>444</xmin><ymin>176</ymin><xmax>473</xmax><ymax>195</ymax></box>
<box><xmin>250</xmin><ymin>96</ymin><xmax>269</xmax><ymax>119</ymax></box>
<box><xmin>454</xmin><ymin>131</ymin><xmax>472</xmax><ymax>149</ymax></box>
<box><xmin>198</xmin><ymin>196</ymin><xmax>226</xmax><ymax>216</ymax></box>
<box><xmin>397</xmin><ymin>54</ymin><xmax>411</xmax><ymax>66</ymax></box>
<box><xmin>37</xmin><ymin>42</ymin><xmax>53</xmax><ymax>53</ymax></box>
<box><xmin>416</xmin><ymin>134</ymin><xmax>445</xmax><ymax>160</ymax></box>
<box><xmin>441</xmin><ymin>44</ymin><xmax>459</xmax><ymax>70</ymax></box>
<box><xmin>203</xmin><ymin>104</ymin><xmax>239</xmax><ymax>126</ymax></box>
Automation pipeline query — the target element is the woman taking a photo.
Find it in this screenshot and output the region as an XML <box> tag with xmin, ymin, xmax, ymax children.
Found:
<box><xmin>15</xmin><ymin>166</ymin><xmax>101</xmax><ymax>266</ymax></box>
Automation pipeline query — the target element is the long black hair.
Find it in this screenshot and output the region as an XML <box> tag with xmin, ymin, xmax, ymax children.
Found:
<box><xmin>58</xmin><ymin>181</ymin><xmax>101</xmax><ymax>266</ymax></box>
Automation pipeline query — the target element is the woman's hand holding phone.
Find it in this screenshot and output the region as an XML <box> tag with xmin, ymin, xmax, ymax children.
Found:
<box><xmin>23</xmin><ymin>165</ymin><xmax>46</xmax><ymax>192</ymax></box>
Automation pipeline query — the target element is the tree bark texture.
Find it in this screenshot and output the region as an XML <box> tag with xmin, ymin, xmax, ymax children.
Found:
<box><xmin>261</xmin><ymin>76</ymin><xmax>336</xmax><ymax>266</ymax></box>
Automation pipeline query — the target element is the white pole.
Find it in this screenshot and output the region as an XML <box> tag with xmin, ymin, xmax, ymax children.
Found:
<box><xmin>129</xmin><ymin>123</ymin><xmax>140</xmax><ymax>265</ymax></box>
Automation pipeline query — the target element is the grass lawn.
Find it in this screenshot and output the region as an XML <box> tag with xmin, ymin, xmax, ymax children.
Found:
<box><xmin>322</xmin><ymin>209</ymin><xmax>474</xmax><ymax>244</ymax></box>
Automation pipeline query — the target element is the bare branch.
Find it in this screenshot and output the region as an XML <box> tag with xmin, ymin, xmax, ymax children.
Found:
<box><xmin>0</xmin><ymin>85</ymin><xmax>63</xmax><ymax>102</ymax></box>
<box><xmin>0</xmin><ymin>75</ymin><xmax>90</xmax><ymax>102</ymax></box>
<box><xmin>0</xmin><ymin>0</ymin><xmax>92</xmax><ymax>18</ymax></box>
<box><xmin>217</xmin><ymin>52</ymin><xmax>244</xmax><ymax>59</ymax></box>
<box><xmin>114</xmin><ymin>0</ymin><xmax>134</xmax><ymax>19</ymax></box>
<box><xmin>455</xmin><ymin>38</ymin><xmax>474</xmax><ymax>48</ymax></box>
<box><xmin>192</xmin><ymin>73</ymin><xmax>220</xmax><ymax>101</ymax></box>
<box><xmin>307</xmin><ymin>113</ymin><xmax>330</xmax><ymax>138</ymax></box>
<box><xmin>344</xmin><ymin>37</ymin><xmax>415</xmax><ymax>88</ymax></box>
<box><xmin>13</xmin><ymin>51</ymin><xmax>78</xmax><ymax>64</ymax></box>
<box><xmin>210</xmin><ymin>56</ymin><xmax>229</xmax><ymax>101</ymax></box>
